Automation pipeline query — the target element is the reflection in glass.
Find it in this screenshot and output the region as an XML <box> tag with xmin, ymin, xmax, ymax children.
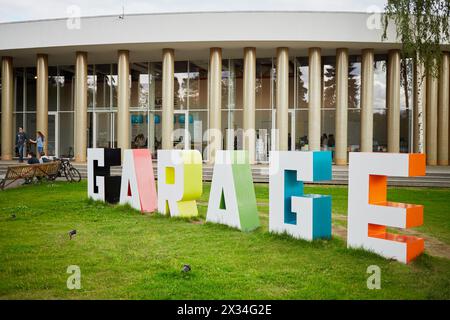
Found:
<box><xmin>221</xmin><ymin>59</ymin><xmax>243</xmax><ymax>151</ymax></box>
<box><xmin>26</xmin><ymin>67</ymin><xmax>36</xmax><ymax>111</ymax></box>
<box><xmin>94</xmin><ymin>64</ymin><xmax>112</xmax><ymax>109</ymax></box>
<box><xmin>349</xmin><ymin>56</ymin><xmax>361</xmax><ymax>109</ymax></box>
<box><xmin>296</xmin><ymin>57</ymin><xmax>309</xmax><ymax>109</ymax></box>
<box><xmin>373</xmin><ymin>109</ymin><xmax>387</xmax><ymax>152</ymax></box>
<box><xmin>174</xmin><ymin>61</ymin><xmax>188</xmax><ymax>109</ymax></box>
<box><xmin>256</xmin><ymin>58</ymin><xmax>273</xmax><ymax>109</ymax></box>
<box><xmin>400</xmin><ymin>58</ymin><xmax>413</xmax><ymax>152</ymax></box>
<box><xmin>323</xmin><ymin>56</ymin><xmax>336</xmax><ymax>109</ymax></box>
<box><xmin>59</xmin><ymin>66</ymin><xmax>75</xmax><ymax>111</ymax></box>
<box><xmin>59</xmin><ymin>112</ymin><xmax>74</xmax><ymax>156</ymax></box>
<box><xmin>48</xmin><ymin>66</ymin><xmax>58</xmax><ymax>111</ymax></box>
<box><xmin>189</xmin><ymin>61</ymin><xmax>208</xmax><ymax>109</ymax></box>
<box><xmin>373</xmin><ymin>55</ymin><xmax>388</xmax><ymax>152</ymax></box>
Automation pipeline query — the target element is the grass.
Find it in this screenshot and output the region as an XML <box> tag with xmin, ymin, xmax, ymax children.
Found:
<box><xmin>0</xmin><ymin>180</ymin><xmax>449</xmax><ymax>299</ymax></box>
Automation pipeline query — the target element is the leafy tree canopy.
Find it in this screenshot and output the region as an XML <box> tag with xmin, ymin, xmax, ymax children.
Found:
<box><xmin>382</xmin><ymin>0</ymin><xmax>450</xmax><ymax>76</ymax></box>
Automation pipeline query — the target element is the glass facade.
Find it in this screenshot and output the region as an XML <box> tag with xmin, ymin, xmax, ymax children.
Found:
<box><xmin>4</xmin><ymin>51</ymin><xmax>415</xmax><ymax>162</ymax></box>
<box><xmin>348</xmin><ymin>55</ymin><xmax>361</xmax><ymax>152</ymax></box>
<box><xmin>12</xmin><ymin>67</ymin><xmax>75</xmax><ymax>157</ymax></box>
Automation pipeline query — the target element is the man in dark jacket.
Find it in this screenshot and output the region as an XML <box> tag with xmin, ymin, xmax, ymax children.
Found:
<box><xmin>27</xmin><ymin>152</ymin><xmax>39</xmax><ymax>165</ymax></box>
<box><xmin>16</xmin><ymin>127</ymin><xmax>28</xmax><ymax>163</ymax></box>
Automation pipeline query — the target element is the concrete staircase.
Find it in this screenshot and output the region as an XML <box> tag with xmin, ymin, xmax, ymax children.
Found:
<box><xmin>2</xmin><ymin>161</ymin><xmax>448</xmax><ymax>187</ymax></box>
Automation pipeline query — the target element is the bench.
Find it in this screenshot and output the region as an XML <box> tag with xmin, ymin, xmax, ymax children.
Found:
<box><xmin>0</xmin><ymin>161</ymin><xmax>61</xmax><ymax>190</ymax></box>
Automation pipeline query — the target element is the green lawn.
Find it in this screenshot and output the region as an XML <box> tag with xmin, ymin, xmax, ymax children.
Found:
<box><xmin>0</xmin><ymin>181</ymin><xmax>449</xmax><ymax>299</ymax></box>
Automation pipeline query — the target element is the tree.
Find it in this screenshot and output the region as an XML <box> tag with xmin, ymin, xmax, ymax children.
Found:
<box><xmin>382</xmin><ymin>0</ymin><xmax>450</xmax><ymax>77</ymax></box>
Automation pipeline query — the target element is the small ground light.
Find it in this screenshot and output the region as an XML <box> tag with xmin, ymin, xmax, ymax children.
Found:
<box><xmin>182</xmin><ymin>264</ymin><xmax>191</xmax><ymax>273</ymax></box>
<box><xmin>68</xmin><ymin>230</ymin><xmax>77</xmax><ymax>239</ymax></box>
<box><xmin>11</xmin><ymin>214</ymin><xmax>16</xmax><ymax>219</ymax></box>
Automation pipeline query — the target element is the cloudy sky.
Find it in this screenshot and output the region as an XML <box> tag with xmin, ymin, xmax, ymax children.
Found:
<box><xmin>0</xmin><ymin>0</ymin><xmax>388</xmax><ymax>23</ymax></box>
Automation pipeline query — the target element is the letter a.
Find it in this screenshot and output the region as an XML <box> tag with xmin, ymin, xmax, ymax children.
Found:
<box><xmin>119</xmin><ymin>149</ymin><xmax>157</xmax><ymax>213</ymax></box>
<box><xmin>157</xmin><ymin>150</ymin><xmax>202</xmax><ymax>217</ymax></box>
<box><xmin>206</xmin><ymin>150</ymin><xmax>259</xmax><ymax>231</ymax></box>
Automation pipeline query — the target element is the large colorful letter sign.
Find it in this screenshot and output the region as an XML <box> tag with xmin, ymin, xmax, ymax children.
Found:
<box><xmin>87</xmin><ymin>148</ymin><xmax>122</xmax><ymax>203</ymax></box>
<box><xmin>269</xmin><ymin>151</ymin><xmax>332</xmax><ymax>241</ymax></box>
<box><xmin>347</xmin><ymin>152</ymin><xmax>426</xmax><ymax>263</ymax></box>
<box><xmin>206</xmin><ymin>150</ymin><xmax>259</xmax><ymax>231</ymax></box>
<box><xmin>157</xmin><ymin>150</ymin><xmax>202</xmax><ymax>217</ymax></box>
<box><xmin>119</xmin><ymin>149</ymin><xmax>157</xmax><ymax>213</ymax></box>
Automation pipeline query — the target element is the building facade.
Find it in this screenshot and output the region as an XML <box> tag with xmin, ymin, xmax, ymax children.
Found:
<box><xmin>0</xmin><ymin>11</ymin><xmax>449</xmax><ymax>165</ymax></box>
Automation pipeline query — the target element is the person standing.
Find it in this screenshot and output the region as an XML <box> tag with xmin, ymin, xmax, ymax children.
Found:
<box><xmin>15</xmin><ymin>127</ymin><xmax>28</xmax><ymax>163</ymax></box>
<box><xmin>30</xmin><ymin>131</ymin><xmax>45</xmax><ymax>158</ymax></box>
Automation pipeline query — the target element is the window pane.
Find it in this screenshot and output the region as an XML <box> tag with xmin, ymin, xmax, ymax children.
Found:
<box><xmin>59</xmin><ymin>66</ymin><xmax>75</xmax><ymax>111</ymax></box>
<box><xmin>348</xmin><ymin>109</ymin><xmax>361</xmax><ymax>151</ymax></box>
<box><xmin>131</xmin><ymin>111</ymin><xmax>148</xmax><ymax>148</ymax></box>
<box><xmin>374</xmin><ymin>55</ymin><xmax>387</xmax><ymax>109</ymax></box>
<box><xmin>87</xmin><ymin>65</ymin><xmax>95</xmax><ymax>109</ymax></box>
<box><xmin>96</xmin><ymin>112</ymin><xmax>112</xmax><ymax>148</ymax></box>
<box><xmin>189</xmin><ymin>111</ymin><xmax>207</xmax><ymax>157</ymax></box>
<box><xmin>26</xmin><ymin>67</ymin><xmax>36</xmax><ymax>111</ymax></box>
<box><xmin>255</xmin><ymin>110</ymin><xmax>272</xmax><ymax>162</ymax></box>
<box><xmin>130</xmin><ymin>62</ymin><xmax>148</xmax><ymax>109</ymax></box>
<box><xmin>59</xmin><ymin>112</ymin><xmax>74</xmax><ymax>156</ymax></box>
<box><xmin>295</xmin><ymin>110</ymin><xmax>308</xmax><ymax>150</ymax></box>
<box><xmin>189</xmin><ymin>61</ymin><xmax>208</xmax><ymax>109</ymax></box>
<box><xmin>48</xmin><ymin>66</ymin><xmax>58</xmax><ymax>111</ymax></box>
<box><xmin>15</xmin><ymin>68</ymin><xmax>24</xmax><ymax>111</ymax></box>
<box><xmin>373</xmin><ymin>109</ymin><xmax>387</xmax><ymax>152</ymax></box>
<box><xmin>321</xmin><ymin>110</ymin><xmax>335</xmax><ymax>151</ymax></box>
<box><xmin>296</xmin><ymin>57</ymin><xmax>309</xmax><ymax>109</ymax></box>
<box><xmin>94</xmin><ymin>64</ymin><xmax>111</xmax><ymax>109</ymax></box>
<box><xmin>400</xmin><ymin>109</ymin><xmax>410</xmax><ymax>153</ymax></box>
<box><xmin>150</xmin><ymin>62</ymin><xmax>162</xmax><ymax>110</ymax></box>
<box><xmin>221</xmin><ymin>110</ymin><xmax>243</xmax><ymax>150</ymax></box>
<box><xmin>323</xmin><ymin>56</ymin><xmax>336</xmax><ymax>109</ymax></box>
<box><xmin>256</xmin><ymin>58</ymin><xmax>273</xmax><ymax>109</ymax></box>
<box><xmin>174</xmin><ymin>61</ymin><xmax>188</xmax><ymax>110</ymax></box>
<box><xmin>148</xmin><ymin>110</ymin><xmax>162</xmax><ymax>155</ymax></box>
<box><xmin>349</xmin><ymin>56</ymin><xmax>361</xmax><ymax>109</ymax></box>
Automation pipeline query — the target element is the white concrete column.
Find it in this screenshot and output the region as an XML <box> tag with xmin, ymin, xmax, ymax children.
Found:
<box><xmin>387</xmin><ymin>49</ymin><xmax>401</xmax><ymax>153</ymax></box>
<box><xmin>117</xmin><ymin>50</ymin><xmax>130</xmax><ymax>154</ymax></box>
<box><xmin>162</xmin><ymin>48</ymin><xmax>174</xmax><ymax>150</ymax></box>
<box><xmin>426</xmin><ymin>67</ymin><xmax>438</xmax><ymax>165</ymax></box>
<box><xmin>438</xmin><ymin>52</ymin><xmax>449</xmax><ymax>165</ymax></box>
<box><xmin>335</xmin><ymin>48</ymin><xmax>348</xmax><ymax>165</ymax></box>
<box><xmin>1</xmin><ymin>56</ymin><xmax>13</xmax><ymax>160</ymax></box>
<box><xmin>74</xmin><ymin>51</ymin><xmax>88</xmax><ymax>162</ymax></box>
<box><xmin>243</xmin><ymin>47</ymin><xmax>256</xmax><ymax>163</ymax></box>
<box><xmin>413</xmin><ymin>60</ymin><xmax>427</xmax><ymax>153</ymax></box>
<box><xmin>308</xmin><ymin>47</ymin><xmax>321</xmax><ymax>151</ymax></box>
<box><xmin>361</xmin><ymin>49</ymin><xmax>374</xmax><ymax>153</ymax></box>
<box><xmin>208</xmin><ymin>47</ymin><xmax>222</xmax><ymax>163</ymax></box>
<box><xmin>36</xmin><ymin>54</ymin><xmax>48</xmax><ymax>154</ymax></box>
<box><xmin>276</xmin><ymin>47</ymin><xmax>289</xmax><ymax>151</ymax></box>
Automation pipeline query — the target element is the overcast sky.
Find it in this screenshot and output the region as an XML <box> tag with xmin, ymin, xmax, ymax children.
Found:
<box><xmin>0</xmin><ymin>0</ymin><xmax>388</xmax><ymax>23</ymax></box>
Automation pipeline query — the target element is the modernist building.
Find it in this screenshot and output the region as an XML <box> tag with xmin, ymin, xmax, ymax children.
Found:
<box><xmin>0</xmin><ymin>11</ymin><xmax>449</xmax><ymax>165</ymax></box>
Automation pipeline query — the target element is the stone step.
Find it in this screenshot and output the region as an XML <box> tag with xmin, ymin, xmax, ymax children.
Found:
<box><xmin>2</xmin><ymin>163</ymin><xmax>450</xmax><ymax>187</ymax></box>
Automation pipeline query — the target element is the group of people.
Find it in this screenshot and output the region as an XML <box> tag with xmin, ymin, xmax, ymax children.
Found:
<box><xmin>15</xmin><ymin>127</ymin><xmax>51</xmax><ymax>164</ymax></box>
<box><xmin>321</xmin><ymin>133</ymin><xmax>336</xmax><ymax>150</ymax></box>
